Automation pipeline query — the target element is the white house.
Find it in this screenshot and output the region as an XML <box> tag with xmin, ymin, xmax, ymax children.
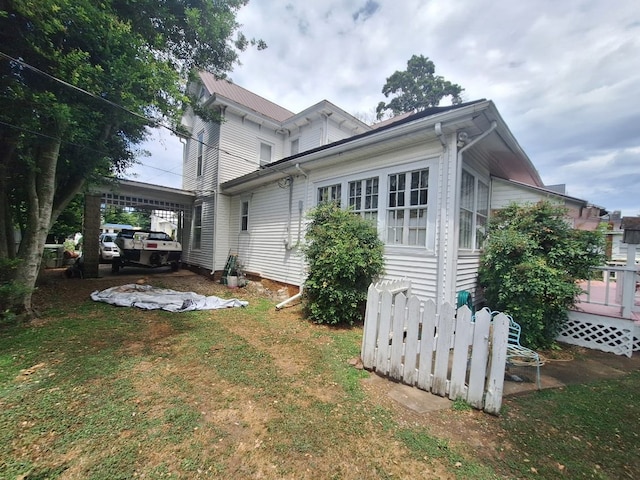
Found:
<box><xmin>179</xmin><ymin>73</ymin><xmax>598</xmax><ymax>306</ymax></box>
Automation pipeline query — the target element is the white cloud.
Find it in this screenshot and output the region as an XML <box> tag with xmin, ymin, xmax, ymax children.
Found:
<box><xmin>133</xmin><ymin>0</ymin><xmax>640</xmax><ymax>216</ymax></box>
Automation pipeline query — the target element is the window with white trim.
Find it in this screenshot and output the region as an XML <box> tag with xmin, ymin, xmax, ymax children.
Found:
<box><xmin>241</xmin><ymin>200</ymin><xmax>249</xmax><ymax>232</ymax></box>
<box><xmin>317</xmin><ymin>184</ymin><xmax>341</xmax><ymax>205</ymax></box>
<box><xmin>196</xmin><ymin>130</ymin><xmax>204</xmax><ymax>177</ymax></box>
<box><xmin>459</xmin><ymin>170</ymin><xmax>489</xmax><ymax>250</ymax></box>
<box><xmin>259</xmin><ymin>142</ymin><xmax>272</xmax><ymax>166</ymax></box>
<box><xmin>386</xmin><ymin>169</ymin><xmax>429</xmax><ymax>246</ymax></box>
<box><xmin>290</xmin><ymin>138</ymin><xmax>299</xmax><ymax>155</ymax></box>
<box><xmin>193</xmin><ymin>204</ymin><xmax>202</xmax><ymax>249</ymax></box>
<box><xmin>349</xmin><ymin>177</ymin><xmax>379</xmax><ymax>221</ymax></box>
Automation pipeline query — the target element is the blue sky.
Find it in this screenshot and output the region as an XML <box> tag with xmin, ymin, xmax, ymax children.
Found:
<box><xmin>131</xmin><ymin>0</ymin><xmax>640</xmax><ymax>217</ymax></box>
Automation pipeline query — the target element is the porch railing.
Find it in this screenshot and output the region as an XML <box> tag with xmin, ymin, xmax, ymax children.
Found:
<box><xmin>580</xmin><ymin>264</ymin><xmax>639</xmax><ymax>319</ymax></box>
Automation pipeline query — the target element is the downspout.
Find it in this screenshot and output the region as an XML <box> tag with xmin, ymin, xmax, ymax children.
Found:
<box><xmin>276</xmin><ymin>163</ymin><xmax>308</xmax><ymax>310</ymax></box>
<box><xmin>447</xmin><ymin>120</ymin><xmax>498</xmax><ymax>302</ymax></box>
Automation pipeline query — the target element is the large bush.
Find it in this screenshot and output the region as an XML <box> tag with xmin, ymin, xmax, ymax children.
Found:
<box><xmin>303</xmin><ymin>203</ymin><xmax>385</xmax><ymax>325</ymax></box>
<box><xmin>478</xmin><ymin>201</ymin><xmax>605</xmax><ymax>349</ymax></box>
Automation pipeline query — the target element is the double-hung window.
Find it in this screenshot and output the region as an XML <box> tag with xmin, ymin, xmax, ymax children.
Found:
<box><xmin>196</xmin><ymin>130</ymin><xmax>204</xmax><ymax>177</ymax></box>
<box><xmin>348</xmin><ymin>177</ymin><xmax>378</xmax><ymax>221</ymax></box>
<box><xmin>317</xmin><ymin>184</ymin><xmax>341</xmax><ymax>205</ymax></box>
<box><xmin>386</xmin><ymin>169</ymin><xmax>429</xmax><ymax>246</ymax></box>
<box><xmin>259</xmin><ymin>142</ymin><xmax>272</xmax><ymax>166</ymax></box>
<box><xmin>240</xmin><ymin>200</ymin><xmax>249</xmax><ymax>232</ymax></box>
<box><xmin>193</xmin><ymin>205</ymin><xmax>202</xmax><ymax>249</ymax></box>
<box><xmin>459</xmin><ymin>170</ymin><xmax>489</xmax><ymax>250</ymax></box>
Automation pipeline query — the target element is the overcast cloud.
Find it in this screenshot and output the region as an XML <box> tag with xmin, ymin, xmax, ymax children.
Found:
<box><xmin>131</xmin><ymin>0</ymin><xmax>640</xmax><ymax>217</ymax></box>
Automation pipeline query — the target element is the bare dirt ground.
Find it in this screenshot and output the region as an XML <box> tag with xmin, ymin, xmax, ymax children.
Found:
<box><xmin>29</xmin><ymin>266</ymin><xmax>638</xmax><ymax>478</ymax></box>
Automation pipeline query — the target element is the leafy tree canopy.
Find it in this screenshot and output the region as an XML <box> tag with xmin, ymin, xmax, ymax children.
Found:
<box><xmin>376</xmin><ymin>54</ymin><xmax>464</xmax><ymax>120</ymax></box>
<box><xmin>478</xmin><ymin>201</ymin><xmax>606</xmax><ymax>349</ymax></box>
<box><xmin>0</xmin><ymin>0</ymin><xmax>262</xmax><ymax>316</ymax></box>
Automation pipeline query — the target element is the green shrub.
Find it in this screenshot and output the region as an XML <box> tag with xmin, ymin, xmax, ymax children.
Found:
<box><xmin>303</xmin><ymin>203</ymin><xmax>385</xmax><ymax>325</ymax></box>
<box><xmin>478</xmin><ymin>201</ymin><xmax>605</xmax><ymax>349</ymax></box>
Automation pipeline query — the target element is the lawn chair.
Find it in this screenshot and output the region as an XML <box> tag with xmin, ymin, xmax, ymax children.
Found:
<box><xmin>492</xmin><ymin>311</ymin><xmax>542</xmax><ymax>390</ymax></box>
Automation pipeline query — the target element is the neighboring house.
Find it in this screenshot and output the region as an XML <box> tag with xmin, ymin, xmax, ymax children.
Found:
<box><xmin>179</xmin><ymin>73</ymin><xmax>600</xmax><ymax>306</ymax></box>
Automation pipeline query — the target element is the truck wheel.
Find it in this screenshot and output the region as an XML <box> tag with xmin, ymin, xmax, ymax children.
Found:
<box><xmin>111</xmin><ymin>259</ymin><xmax>121</xmax><ymax>273</ymax></box>
<box><xmin>171</xmin><ymin>261</ymin><xmax>180</xmax><ymax>272</ymax></box>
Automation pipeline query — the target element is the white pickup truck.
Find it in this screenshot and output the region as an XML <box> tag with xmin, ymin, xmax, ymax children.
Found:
<box><xmin>112</xmin><ymin>229</ymin><xmax>181</xmax><ymax>273</ymax></box>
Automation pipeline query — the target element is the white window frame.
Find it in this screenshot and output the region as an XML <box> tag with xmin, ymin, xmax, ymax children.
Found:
<box><xmin>313</xmin><ymin>157</ymin><xmax>438</xmax><ymax>253</ymax></box>
<box><xmin>240</xmin><ymin>199</ymin><xmax>250</xmax><ymax>232</ymax></box>
<box><xmin>290</xmin><ymin>138</ymin><xmax>299</xmax><ymax>156</ymax></box>
<box><xmin>386</xmin><ymin>168</ymin><xmax>429</xmax><ymax>247</ymax></box>
<box><xmin>317</xmin><ymin>183</ymin><xmax>342</xmax><ymax>205</ymax></box>
<box><xmin>459</xmin><ymin>168</ymin><xmax>490</xmax><ymax>251</ymax></box>
<box><xmin>259</xmin><ymin>141</ymin><xmax>273</xmax><ymax>167</ymax></box>
<box><xmin>196</xmin><ymin>130</ymin><xmax>204</xmax><ymax>177</ymax></box>
<box><xmin>193</xmin><ymin>204</ymin><xmax>203</xmax><ymax>250</ymax></box>
<box><xmin>348</xmin><ymin>177</ymin><xmax>379</xmax><ymax>221</ymax></box>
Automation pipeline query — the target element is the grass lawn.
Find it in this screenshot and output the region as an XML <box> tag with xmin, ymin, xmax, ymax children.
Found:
<box><xmin>0</xmin><ymin>271</ymin><xmax>638</xmax><ymax>479</ymax></box>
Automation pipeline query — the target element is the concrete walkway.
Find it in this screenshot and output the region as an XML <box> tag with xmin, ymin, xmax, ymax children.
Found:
<box><xmin>374</xmin><ymin>347</ymin><xmax>640</xmax><ymax>413</ymax></box>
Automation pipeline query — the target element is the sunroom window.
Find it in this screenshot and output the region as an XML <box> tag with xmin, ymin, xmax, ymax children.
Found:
<box><xmin>459</xmin><ymin>170</ymin><xmax>489</xmax><ymax>250</ymax></box>
<box><xmin>317</xmin><ymin>184</ymin><xmax>341</xmax><ymax>205</ymax></box>
<box><xmin>348</xmin><ymin>177</ymin><xmax>378</xmax><ymax>221</ymax></box>
<box><xmin>386</xmin><ymin>169</ymin><xmax>429</xmax><ymax>246</ymax></box>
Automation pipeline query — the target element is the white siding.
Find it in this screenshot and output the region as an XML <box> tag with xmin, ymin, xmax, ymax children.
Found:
<box><xmin>491</xmin><ymin>178</ymin><xmax>563</xmax><ymax>209</ymax></box>
<box><xmin>456</xmin><ymin>254</ymin><xmax>481</xmax><ymax>301</ymax></box>
<box><xmin>182</xmin><ymin>196</ymin><xmax>215</xmax><ymax>270</ymax></box>
<box><xmin>228</xmin><ymin>177</ymin><xmax>306</xmax><ymax>286</ymax></box>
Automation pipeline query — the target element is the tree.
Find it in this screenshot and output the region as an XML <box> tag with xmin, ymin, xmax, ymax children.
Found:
<box><xmin>303</xmin><ymin>203</ymin><xmax>385</xmax><ymax>325</ymax></box>
<box><xmin>0</xmin><ymin>0</ymin><xmax>263</xmax><ymax>317</ymax></box>
<box><xmin>376</xmin><ymin>54</ymin><xmax>464</xmax><ymax>120</ymax></box>
<box><xmin>478</xmin><ymin>202</ymin><xmax>606</xmax><ymax>350</ymax></box>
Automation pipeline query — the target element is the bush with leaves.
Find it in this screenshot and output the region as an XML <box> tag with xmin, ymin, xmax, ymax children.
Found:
<box><xmin>479</xmin><ymin>201</ymin><xmax>605</xmax><ymax>349</ymax></box>
<box><xmin>303</xmin><ymin>203</ymin><xmax>385</xmax><ymax>325</ymax></box>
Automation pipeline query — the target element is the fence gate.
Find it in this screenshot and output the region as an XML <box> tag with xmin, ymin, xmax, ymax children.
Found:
<box><xmin>361</xmin><ymin>280</ymin><xmax>510</xmax><ymax>415</ymax></box>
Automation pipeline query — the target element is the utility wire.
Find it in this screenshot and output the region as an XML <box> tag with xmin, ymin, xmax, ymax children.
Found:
<box><xmin>0</xmin><ymin>50</ymin><xmax>267</xmax><ymax>172</ymax></box>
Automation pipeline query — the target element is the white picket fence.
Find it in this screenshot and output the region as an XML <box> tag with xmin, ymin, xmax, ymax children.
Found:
<box><xmin>361</xmin><ymin>280</ymin><xmax>510</xmax><ymax>415</ymax></box>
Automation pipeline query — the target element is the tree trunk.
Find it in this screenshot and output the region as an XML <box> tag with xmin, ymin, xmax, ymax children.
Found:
<box><xmin>15</xmin><ymin>134</ymin><xmax>63</xmax><ymax>316</ymax></box>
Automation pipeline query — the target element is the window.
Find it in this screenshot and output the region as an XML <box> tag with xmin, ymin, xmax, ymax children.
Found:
<box><xmin>193</xmin><ymin>205</ymin><xmax>202</xmax><ymax>249</ymax></box>
<box><xmin>241</xmin><ymin>200</ymin><xmax>249</xmax><ymax>232</ymax></box>
<box><xmin>259</xmin><ymin>142</ymin><xmax>272</xmax><ymax>166</ymax></box>
<box><xmin>196</xmin><ymin>130</ymin><xmax>204</xmax><ymax>177</ymax></box>
<box><xmin>290</xmin><ymin>138</ymin><xmax>299</xmax><ymax>155</ymax></box>
<box><xmin>349</xmin><ymin>177</ymin><xmax>378</xmax><ymax>221</ymax></box>
<box><xmin>386</xmin><ymin>169</ymin><xmax>428</xmax><ymax>246</ymax></box>
<box><xmin>459</xmin><ymin>170</ymin><xmax>489</xmax><ymax>250</ymax></box>
<box><xmin>317</xmin><ymin>184</ymin><xmax>341</xmax><ymax>205</ymax></box>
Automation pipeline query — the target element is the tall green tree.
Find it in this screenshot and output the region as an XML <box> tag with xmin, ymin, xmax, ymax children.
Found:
<box><xmin>376</xmin><ymin>54</ymin><xmax>464</xmax><ymax>120</ymax></box>
<box><xmin>478</xmin><ymin>201</ymin><xmax>606</xmax><ymax>349</ymax></box>
<box><xmin>0</xmin><ymin>0</ymin><xmax>262</xmax><ymax>317</ymax></box>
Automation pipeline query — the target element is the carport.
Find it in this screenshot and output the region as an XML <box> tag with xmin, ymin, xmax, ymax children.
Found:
<box><xmin>83</xmin><ymin>180</ymin><xmax>195</xmax><ymax>278</ymax></box>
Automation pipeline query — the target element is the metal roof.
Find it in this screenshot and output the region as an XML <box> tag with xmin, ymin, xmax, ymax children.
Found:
<box><xmin>199</xmin><ymin>72</ymin><xmax>295</xmax><ymax>123</ymax></box>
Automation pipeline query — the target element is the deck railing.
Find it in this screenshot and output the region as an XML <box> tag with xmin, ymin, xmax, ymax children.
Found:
<box><xmin>581</xmin><ymin>264</ymin><xmax>639</xmax><ymax>319</ymax></box>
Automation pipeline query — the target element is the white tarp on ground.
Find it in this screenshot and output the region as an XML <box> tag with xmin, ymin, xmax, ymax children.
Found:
<box><xmin>90</xmin><ymin>284</ymin><xmax>248</xmax><ymax>312</ymax></box>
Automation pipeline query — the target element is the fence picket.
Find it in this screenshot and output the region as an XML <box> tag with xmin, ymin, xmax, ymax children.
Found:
<box><xmin>362</xmin><ymin>281</ymin><xmax>508</xmax><ymax>414</ymax></box>
<box><xmin>389</xmin><ymin>292</ymin><xmax>407</xmax><ymax>380</ymax></box>
<box><xmin>449</xmin><ymin>306</ymin><xmax>473</xmax><ymax>400</ymax></box>
<box><xmin>467</xmin><ymin>308</ymin><xmax>491</xmax><ymax>408</ymax></box>
<box><xmin>432</xmin><ymin>302</ymin><xmax>455</xmax><ymax>396</ymax></box>
<box><xmin>361</xmin><ymin>284</ymin><xmax>380</xmax><ymax>369</ymax></box>
<box><xmin>484</xmin><ymin>312</ymin><xmax>509</xmax><ymax>414</ymax></box>
<box><xmin>375</xmin><ymin>290</ymin><xmax>394</xmax><ymax>375</ymax></box>
<box><xmin>403</xmin><ymin>295</ymin><xmax>422</xmax><ymax>385</ymax></box>
<box><xmin>416</xmin><ymin>299</ymin><xmax>436</xmax><ymax>391</ymax></box>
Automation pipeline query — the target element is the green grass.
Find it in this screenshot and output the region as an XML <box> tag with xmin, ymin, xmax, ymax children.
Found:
<box><xmin>495</xmin><ymin>371</ymin><xmax>640</xmax><ymax>479</ymax></box>
<box><xmin>0</xmin><ymin>292</ymin><xmax>638</xmax><ymax>479</ymax></box>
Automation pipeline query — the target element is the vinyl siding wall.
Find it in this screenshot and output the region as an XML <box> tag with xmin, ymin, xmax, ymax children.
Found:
<box><xmin>225</xmin><ymin>138</ymin><xmax>448</xmax><ymax>301</ymax></box>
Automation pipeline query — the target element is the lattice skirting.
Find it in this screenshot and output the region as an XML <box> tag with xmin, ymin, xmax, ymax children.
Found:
<box><xmin>559</xmin><ymin>311</ymin><xmax>639</xmax><ymax>358</ymax></box>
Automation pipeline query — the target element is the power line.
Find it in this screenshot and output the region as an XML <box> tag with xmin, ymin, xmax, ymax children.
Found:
<box><xmin>0</xmin><ymin>50</ymin><xmax>265</xmax><ymax>172</ymax></box>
